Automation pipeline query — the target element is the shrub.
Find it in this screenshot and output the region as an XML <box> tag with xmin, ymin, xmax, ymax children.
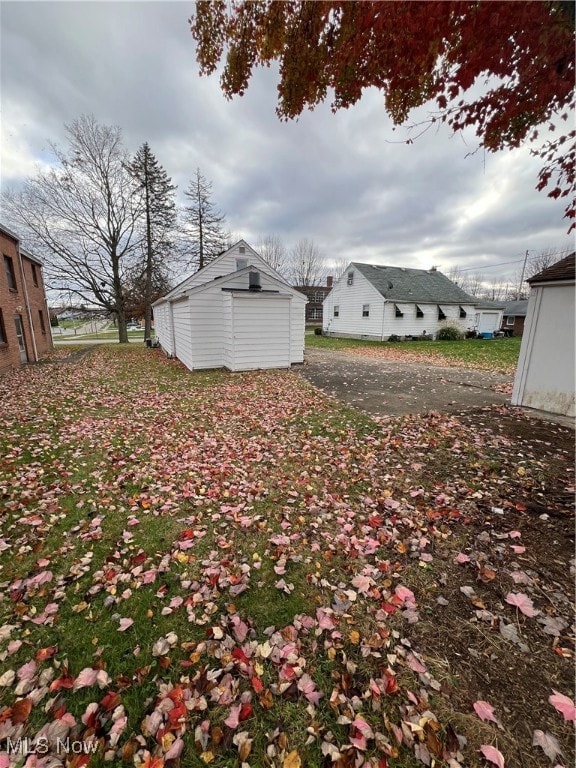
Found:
<box><xmin>314</xmin><ymin>327</ymin><xmax>323</xmax><ymax>335</ymax></box>
<box><xmin>437</xmin><ymin>325</ymin><xmax>464</xmax><ymax>341</ymax></box>
<box><xmin>388</xmin><ymin>334</ymin><xmax>401</xmax><ymax>342</ymax></box>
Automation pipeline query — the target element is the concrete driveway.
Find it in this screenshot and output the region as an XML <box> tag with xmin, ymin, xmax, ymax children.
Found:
<box><xmin>297</xmin><ymin>348</ymin><xmax>513</xmax><ymax>418</ymax></box>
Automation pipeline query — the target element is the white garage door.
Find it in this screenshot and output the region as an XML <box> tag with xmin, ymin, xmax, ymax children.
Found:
<box><xmin>230</xmin><ymin>294</ymin><xmax>291</xmax><ymax>371</ymax></box>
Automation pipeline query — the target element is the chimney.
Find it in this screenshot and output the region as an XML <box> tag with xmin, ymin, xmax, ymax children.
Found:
<box><xmin>249</xmin><ymin>271</ymin><xmax>262</xmax><ymax>291</ymax></box>
<box><xmin>326</xmin><ymin>275</ymin><xmax>333</xmax><ymax>288</ymax></box>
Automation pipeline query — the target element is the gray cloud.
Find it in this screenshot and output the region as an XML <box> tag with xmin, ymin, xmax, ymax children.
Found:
<box><xmin>1</xmin><ymin>1</ymin><xmax>573</xmax><ymax>285</ymax></box>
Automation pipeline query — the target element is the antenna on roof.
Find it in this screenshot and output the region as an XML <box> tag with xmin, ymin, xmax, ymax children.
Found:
<box><xmin>430</xmin><ymin>266</ymin><xmax>438</xmax><ymax>272</ymax></box>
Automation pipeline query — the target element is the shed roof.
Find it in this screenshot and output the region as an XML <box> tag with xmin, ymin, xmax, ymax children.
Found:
<box><xmin>527</xmin><ymin>252</ymin><xmax>575</xmax><ymax>284</ymax></box>
<box><xmin>351</xmin><ymin>262</ymin><xmax>479</xmax><ymax>304</ymax></box>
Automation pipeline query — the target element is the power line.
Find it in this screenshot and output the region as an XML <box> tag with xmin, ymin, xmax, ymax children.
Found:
<box><xmin>457</xmin><ymin>254</ymin><xmax>537</xmax><ymax>272</ymax></box>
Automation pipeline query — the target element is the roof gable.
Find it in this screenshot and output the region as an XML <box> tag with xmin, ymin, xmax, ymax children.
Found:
<box><xmin>350</xmin><ymin>262</ymin><xmax>478</xmax><ymax>304</ymax></box>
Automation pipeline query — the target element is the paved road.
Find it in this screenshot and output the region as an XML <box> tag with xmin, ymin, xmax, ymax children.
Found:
<box><xmin>297</xmin><ymin>348</ymin><xmax>512</xmax><ymax>417</ymax></box>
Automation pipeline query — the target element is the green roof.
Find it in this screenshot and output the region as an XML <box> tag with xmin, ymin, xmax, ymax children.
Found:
<box><xmin>351</xmin><ymin>263</ymin><xmax>479</xmax><ymax>305</ymax></box>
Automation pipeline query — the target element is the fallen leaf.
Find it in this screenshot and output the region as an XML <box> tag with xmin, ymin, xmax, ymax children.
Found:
<box><xmin>532</xmin><ymin>730</ymin><xmax>563</xmax><ymax>762</ymax></box>
<box><xmin>479</xmin><ymin>744</ymin><xmax>505</xmax><ymax>767</ymax></box>
<box><xmin>548</xmin><ymin>690</ymin><xmax>576</xmax><ymax>721</ymax></box>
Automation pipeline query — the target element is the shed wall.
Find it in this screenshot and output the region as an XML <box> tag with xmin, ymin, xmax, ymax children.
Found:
<box><xmin>512</xmin><ymin>284</ymin><xmax>575</xmax><ymax>416</ymax></box>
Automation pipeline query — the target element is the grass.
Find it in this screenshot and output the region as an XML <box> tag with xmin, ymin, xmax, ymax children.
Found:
<box><xmin>306</xmin><ymin>332</ymin><xmax>522</xmax><ymax>372</ymax></box>
<box><xmin>0</xmin><ymin>345</ymin><xmax>572</xmax><ymax>768</ymax></box>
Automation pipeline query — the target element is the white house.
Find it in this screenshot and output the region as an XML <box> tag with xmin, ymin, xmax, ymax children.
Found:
<box><xmin>322</xmin><ymin>263</ymin><xmax>503</xmax><ymax>339</ymax></box>
<box><xmin>153</xmin><ymin>240</ymin><xmax>307</xmax><ymax>372</ymax></box>
<box><xmin>512</xmin><ymin>252</ymin><xmax>575</xmax><ymax>417</ymax></box>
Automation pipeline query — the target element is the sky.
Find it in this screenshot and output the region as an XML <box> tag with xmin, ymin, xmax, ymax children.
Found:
<box><xmin>1</xmin><ymin>0</ymin><xmax>574</xmax><ymax>289</ymax></box>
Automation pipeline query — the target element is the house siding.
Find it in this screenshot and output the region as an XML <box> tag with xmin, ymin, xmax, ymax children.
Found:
<box><xmin>0</xmin><ymin>228</ymin><xmax>53</xmax><ymax>375</ymax></box>
<box><xmin>323</xmin><ymin>269</ymin><xmax>384</xmax><ymax>338</ymax></box>
<box><xmin>381</xmin><ymin>301</ymin><xmax>473</xmax><ymax>337</ymax></box>
<box><xmin>188</xmin><ymin>287</ymin><xmax>227</xmax><ymax>370</ymax></box>
<box><xmin>154</xmin><ymin>302</ymin><xmax>174</xmax><ymax>356</ymax></box>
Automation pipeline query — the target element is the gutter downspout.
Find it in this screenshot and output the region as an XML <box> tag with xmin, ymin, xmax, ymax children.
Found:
<box><xmin>16</xmin><ymin>242</ymin><xmax>39</xmax><ymax>362</ymax></box>
<box><xmin>381</xmin><ymin>298</ymin><xmax>387</xmax><ymax>341</ymax></box>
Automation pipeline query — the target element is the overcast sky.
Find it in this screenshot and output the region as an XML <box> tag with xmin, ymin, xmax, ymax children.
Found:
<box><xmin>1</xmin><ymin>1</ymin><xmax>573</xmax><ymax>287</ymax></box>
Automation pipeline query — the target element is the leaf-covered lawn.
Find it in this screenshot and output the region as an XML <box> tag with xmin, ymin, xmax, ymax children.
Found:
<box><xmin>306</xmin><ymin>336</ymin><xmax>522</xmax><ymax>374</ymax></box>
<box><xmin>0</xmin><ymin>346</ymin><xmax>573</xmax><ymax>768</ymax></box>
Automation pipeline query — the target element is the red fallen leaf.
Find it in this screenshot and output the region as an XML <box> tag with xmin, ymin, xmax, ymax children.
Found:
<box><xmin>381</xmin><ymin>602</ymin><xmax>398</xmax><ymax>615</ymax></box>
<box><xmin>100</xmin><ymin>691</ymin><xmax>121</xmax><ymax>711</ymax></box>
<box><xmin>50</xmin><ymin>673</ymin><xmax>75</xmax><ymax>691</ymax></box>
<box><xmin>130</xmin><ymin>551</ymin><xmax>147</xmax><ymax>565</ymax></box>
<box><xmin>384</xmin><ymin>672</ymin><xmax>400</xmax><ymax>694</ymax></box>
<box><xmin>368</xmin><ymin>515</ymin><xmax>383</xmax><ymax>528</ymax></box>
<box><xmin>179</xmin><ymin>529</ymin><xmax>195</xmax><ymax>540</ymax></box>
<box><xmin>104</xmin><ymin>568</ymin><xmax>117</xmax><ymax>581</ymax></box>
<box><xmin>232</xmin><ymin>646</ymin><xmax>251</xmax><ymax>665</ymax></box>
<box><xmin>12</xmin><ymin>697</ymin><xmax>33</xmax><ymax>724</ymax></box>
<box><xmin>239</xmin><ymin>702</ymin><xmax>253</xmax><ymax>721</ymax></box>
<box><xmin>36</xmin><ymin>645</ymin><xmax>58</xmax><ymax>662</ymax></box>
<box><xmin>251</xmin><ymin>676</ymin><xmax>264</xmax><ymax>694</ymax></box>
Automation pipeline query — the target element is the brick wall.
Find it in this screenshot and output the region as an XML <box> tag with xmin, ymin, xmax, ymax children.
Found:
<box><xmin>0</xmin><ymin>228</ymin><xmax>53</xmax><ymax>375</ymax></box>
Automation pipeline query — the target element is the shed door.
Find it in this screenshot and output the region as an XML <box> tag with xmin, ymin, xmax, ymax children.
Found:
<box><xmin>231</xmin><ymin>295</ymin><xmax>290</xmax><ymax>371</ymax></box>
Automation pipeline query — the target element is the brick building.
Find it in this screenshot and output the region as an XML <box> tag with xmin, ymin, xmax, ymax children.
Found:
<box><xmin>295</xmin><ymin>276</ymin><xmax>333</xmax><ymax>324</ymax></box>
<box><xmin>1</xmin><ymin>224</ymin><xmax>53</xmax><ymax>374</ymax></box>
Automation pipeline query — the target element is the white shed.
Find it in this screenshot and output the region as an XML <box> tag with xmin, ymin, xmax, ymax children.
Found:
<box><xmin>153</xmin><ymin>241</ymin><xmax>307</xmax><ymax>372</ymax></box>
<box><xmin>512</xmin><ymin>252</ymin><xmax>575</xmax><ymax>417</ymax></box>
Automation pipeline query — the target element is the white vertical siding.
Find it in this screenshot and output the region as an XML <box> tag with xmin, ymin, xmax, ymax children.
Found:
<box><xmin>222</xmin><ymin>293</ymin><xmax>233</xmax><ymax>369</ymax></box>
<box><xmin>172</xmin><ymin>298</ymin><xmax>194</xmax><ymax>371</ymax></box>
<box><xmin>512</xmin><ymin>284</ymin><xmax>575</xmax><ymax>416</ymax></box>
<box><xmin>188</xmin><ymin>285</ymin><xmax>226</xmax><ymax>370</ymax></box>
<box><xmin>154</xmin><ymin>302</ymin><xmax>174</xmax><ymax>356</ymax></box>
<box><xmin>323</xmin><ymin>269</ymin><xmax>384</xmax><ymax>338</ymax></box>
<box><xmin>290</xmin><ymin>298</ymin><xmax>305</xmax><ymax>363</ymax></box>
<box><xmin>230</xmin><ymin>294</ymin><xmax>291</xmax><ymax>371</ymax></box>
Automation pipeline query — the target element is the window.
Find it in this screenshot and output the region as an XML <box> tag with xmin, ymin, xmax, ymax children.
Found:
<box><xmin>416</xmin><ymin>305</ymin><xmax>424</xmax><ymax>318</ymax></box>
<box><xmin>236</xmin><ymin>258</ymin><xmax>248</xmax><ymax>270</ymax></box>
<box><xmin>31</xmin><ymin>263</ymin><xmax>39</xmax><ymax>286</ymax></box>
<box><xmin>38</xmin><ymin>309</ymin><xmax>46</xmax><ymax>334</ymax></box>
<box><xmin>459</xmin><ymin>306</ymin><xmax>467</xmax><ymax>318</ymax></box>
<box><xmin>347</xmin><ymin>272</ymin><xmax>354</xmax><ymax>285</ymax></box>
<box><xmin>309</xmin><ymin>308</ymin><xmax>322</xmax><ymax>320</ymax></box>
<box><xmin>394</xmin><ymin>304</ymin><xmax>404</xmax><ymax>318</ymax></box>
<box><xmin>438</xmin><ymin>306</ymin><xmax>446</xmax><ymax>320</ymax></box>
<box><xmin>239</xmin><ymin>246</ymin><xmax>246</xmax><ymax>254</ymax></box>
<box><xmin>506</xmin><ymin>315</ymin><xmax>515</xmax><ymax>326</ymax></box>
<box><xmin>362</xmin><ymin>304</ymin><xmax>370</xmax><ymax>317</ymax></box>
<box><xmin>0</xmin><ymin>309</ymin><xmax>6</xmax><ymax>344</ymax></box>
<box><xmin>313</xmin><ymin>291</ymin><xmax>325</xmax><ymax>303</ymax></box>
<box><xmin>4</xmin><ymin>255</ymin><xmax>17</xmax><ymax>291</ymax></box>
<box><xmin>333</xmin><ymin>305</ymin><xmax>340</xmax><ymax>318</ymax></box>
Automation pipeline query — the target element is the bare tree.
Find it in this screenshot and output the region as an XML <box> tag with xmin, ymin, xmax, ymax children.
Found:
<box><xmin>526</xmin><ymin>247</ymin><xmax>570</xmax><ymax>279</ymax></box>
<box><xmin>289</xmin><ymin>238</ymin><xmax>327</xmax><ymax>286</ymax></box>
<box><xmin>463</xmin><ymin>272</ymin><xmax>485</xmax><ymax>298</ymax></box>
<box><xmin>2</xmin><ymin>115</ymin><xmax>141</xmax><ymax>342</ymax></box>
<box><xmin>256</xmin><ymin>234</ymin><xmax>289</xmax><ymax>276</ymax></box>
<box><xmin>182</xmin><ymin>168</ymin><xmax>228</xmax><ymax>271</ymax></box>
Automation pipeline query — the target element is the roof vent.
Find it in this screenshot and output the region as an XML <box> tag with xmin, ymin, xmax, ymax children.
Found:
<box><xmin>239</xmin><ymin>246</ymin><xmax>246</xmax><ymax>254</ymax></box>
<box><xmin>249</xmin><ymin>271</ymin><xmax>262</xmax><ymax>291</ymax></box>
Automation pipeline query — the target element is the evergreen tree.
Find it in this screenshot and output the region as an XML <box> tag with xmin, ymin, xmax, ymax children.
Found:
<box><xmin>127</xmin><ymin>142</ymin><xmax>177</xmax><ymax>338</ymax></box>
<box><xmin>183</xmin><ymin>168</ymin><xmax>227</xmax><ymax>271</ymax></box>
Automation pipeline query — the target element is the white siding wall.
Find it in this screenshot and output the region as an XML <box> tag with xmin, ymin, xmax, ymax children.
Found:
<box><xmin>181</xmin><ymin>243</ymin><xmax>282</xmax><ymax>292</ymax></box>
<box><xmin>172</xmin><ymin>298</ymin><xmax>194</xmax><ymax>371</ymax></box>
<box><xmin>230</xmin><ymin>294</ymin><xmax>291</xmax><ymax>371</ymax></box>
<box><xmin>382</xmin><ymin>302</ymin><xmax>472</xmax><ymax>337</ymax></box>
<box><xmin>153</xmin><ymin>302</ymin><xmax>174</xmax><ymax>356</ymax></box>
<box><xmin>323</xmin><ymin>269</ymin><xmax>384</xmax><ymax>338</ymax></box>
<box><xmin>222</xmin><ymin>293</ymin><xmax>233</xmax><ymax>369</ymax></box>
<box><xmin>512</xmin><ymin>283</ymin><xmax>575</xmax><ymax>417</ymax></box>
<box><xmin>188</xmin><ymin>286</ymin><xmax>226</xmax><ymax>370</ymax></box>
<box><xmin>290</xmin><ymin>300</ymin><xmax>305</xmax><ymax>363</ymax></box>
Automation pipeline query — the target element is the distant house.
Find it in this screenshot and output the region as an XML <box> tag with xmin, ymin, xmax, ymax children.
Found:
<box><xmin>501</xmin><ymin>300</ymin><xmax>529</xmax><ymax>337</ymax></box>
<box><xmin>153</xmin><ymin>240</ymin><xmax>307</xmax><ymax>372</ymax></box>
<box><xmin>322</xmin><ymin>262</ymin><xmax>503</xmax><ymax>340</ymax></box>
<box><xmin>295</xmin><ymin>277</ymin><xmax>333</xmax><ymax>324</ymax></box>
<box><xmin>512</xmin><ymin>252</ymin><xmax>575</xmax><ymax>417</ymax></box>
<box><xmin>1</xmin><ymin>224</ymin><xmax>53</xmax><ymax>374</ymax></box>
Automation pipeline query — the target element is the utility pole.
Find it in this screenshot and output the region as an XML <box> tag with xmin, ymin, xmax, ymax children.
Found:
<box><xmin>518</xmin><ymin>250</ymin><xmax>529</xmax><ymax>300</ymax></box>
